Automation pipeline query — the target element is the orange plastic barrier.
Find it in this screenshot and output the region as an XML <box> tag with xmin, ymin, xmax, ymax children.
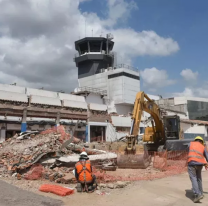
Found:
<box><xmin>39</xmin><ymin>184</ymin><xmax>74</xmax><ymax>196</ymax></box>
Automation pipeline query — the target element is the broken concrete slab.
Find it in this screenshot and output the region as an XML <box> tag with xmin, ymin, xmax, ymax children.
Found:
<box><xmin>58</xmin><ymin>152</ymin><xmax>117</xmax><ymax>163</ymax></box>
<box><xmin>115</xmin><ymin>181</ymin><xmax>128</xmax><ymax>188</ymax></box>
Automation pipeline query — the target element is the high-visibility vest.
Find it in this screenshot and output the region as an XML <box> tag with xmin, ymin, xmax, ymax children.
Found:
<box><xmin>188</xmin><ymin>142</ymin><xmax>207</xmax><ymax>164</ymax></box>
<box><xmin>75</xmin><ymin>160</ymin><xmax>93</xmax><ymax>183</ymax></box>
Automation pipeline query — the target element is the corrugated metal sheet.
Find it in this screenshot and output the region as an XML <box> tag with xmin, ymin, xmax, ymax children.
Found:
<box><xmin>0</xmin><ymin>90</ymin><xmax>28</xmax><ymax>102</ymax></box>
<box><xmin>0</xmin><ymin>84</ymin><xmax>26</xmax><ymax>94</ymax></box>
<box><xmin>63</xmin><ymin>100</ymin><xmax>87</xmax><ymax>109</ymax></box>
<box><xmin>89</xmin><ymin>103</ymin><xmax>107</xmax><ymax>111</ymax></box>
<box><xmin>31</xmin><ymin>95</ymin><xmax>61</xmax><ymax>106</ymax></box>
<box><xmin>111</xmin><ymin>116</ymin><xmax>131</xmax><ymax>127</ymax></box>
<box><xmin>27</xmin><ymin>88</ymin><xmax>58</xmax><ymax>98</ymax></box>
<box><xmin>59</xmin><ymin>93</ymin><xmax>85</xmax><ymax>102</ymax></box>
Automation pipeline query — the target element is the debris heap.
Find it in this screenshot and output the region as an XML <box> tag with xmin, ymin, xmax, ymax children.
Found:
<box><xmin>0</xmin><ymin>126</ymin><xmax>117</xmax><ymax>184</ymax></box>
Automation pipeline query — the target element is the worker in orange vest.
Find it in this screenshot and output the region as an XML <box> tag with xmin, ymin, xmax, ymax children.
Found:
<box><xmin>74</xmin><ymin>151</ymin><xmax>97</xmax><ymax>192</ymax></box>
<box><xmin>187</xmin><ymin>136</ymin><xmax>208</xmax><ymax>203</ymax></box>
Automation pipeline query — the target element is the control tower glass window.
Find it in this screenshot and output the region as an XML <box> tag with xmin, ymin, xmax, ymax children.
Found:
<box><xmin>80</xmin><ymin>43</ymin><xmax>88</xmax><ymax>54</ymax></box>
<box><xmin>90</xmin><ymin>41</ymin><xmax>101</xmax><ymax>52</ymax></box>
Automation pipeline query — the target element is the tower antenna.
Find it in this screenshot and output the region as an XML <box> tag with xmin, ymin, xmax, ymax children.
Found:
<box><xmin>85</xmin><ymin>19</ymin><xmax>86</xmax><ymax>37</ymax></box>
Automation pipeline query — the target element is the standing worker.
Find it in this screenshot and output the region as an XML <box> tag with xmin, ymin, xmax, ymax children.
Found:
<box><xmin>187</xmin><ymin>136</ymin><xmax>208</xmax><ymax>203</ymax></box>
<box><xmin>74</xmin><ymin>151</ymin><xmax>97</xmax><ymax>193</ymax></box>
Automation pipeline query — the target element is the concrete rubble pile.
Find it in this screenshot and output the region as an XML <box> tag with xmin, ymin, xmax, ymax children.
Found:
<box><xmin>0</xmin><ymin>126</ymin><xmax>118</xmax><ymax>184</ymax></box>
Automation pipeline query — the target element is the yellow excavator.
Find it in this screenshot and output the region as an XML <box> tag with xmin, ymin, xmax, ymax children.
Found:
<box><xmin>117</xmin><ymin>91</ymin><xmax>182</xmax><ymax>169</ymax></box>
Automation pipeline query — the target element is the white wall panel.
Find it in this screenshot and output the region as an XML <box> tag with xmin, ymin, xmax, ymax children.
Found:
<box><xmin>0</xmin><ymin>90</ymin><xmax>28</xmax><ymax>102</ymax></box>
<box><xmin>111</xmin><ymin>91</ymin><xmax>123</xmax><ymax>96</ymax></box>
<box><xmin>174</xmin><ymin>97</ymin><xmax>187</xmax><ymax>105</ymax></box>
<box><xmin>111</xmin><ymin>116</ymin><xmax>131</xmax><ymax>127</ymax></box>
<box><xmin>115</xmin><ymin>105</ymin><xmax>133</xmax><ymax>115</ymax></box>
<box><xmin>27</xmin><ymin>88</ymin><xmax>58</xmax><ymax>98</ymax></box>
<box><xmin>31</xmin><ymin>95</ymin><xmax>61</xmax><ymax>106</ymax></box>
<box><xmin>59</xmin><ymin>93</ymin><xmax>85</xmax><ymax>102</ymax></box>
<box><xmin>63</xmin><ymin>100</ymin><xmax>87</xmax><ymax>109</ymax></box>
<box><xmin>89</xmin><ymin>103</ymin><xmax>107</xmax><ymax>111</ymax></box>
<box><xmin>86</xmin><ymin>94</ymin><xmax>103</xmax><ymax>104</ymax></box>
<box><xmin>0</xmin><ymin>83</ymin><xmax>25</xmax><ymax>94</ymax></box>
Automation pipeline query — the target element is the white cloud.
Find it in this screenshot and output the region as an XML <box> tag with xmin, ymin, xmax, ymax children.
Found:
<box><xmin>173</xmin><ymin>69</ymin><xmax>205</xmax><ymax>98</ymax></box>
<box><xmin>173</xmin><ymin>88</ymin><xmax>194</xmax><ymax>97</ymax></box>
<box><xmin>0</xmin><ymin>0</ymin><xmax>179</xmax><ymax>92</ymax></box>
<box><xmin>103</xmin><ymin>0</ymin><xmax>138</xmax><ymax>27</ymax></box>
<box><xmin>141</xmin><ymin>67</ymin><xmax>176</xmax><ymax>91</ymax></box>
<box><xmin>180</xmin><ymin>68</ymin><xmax>198</xmax><ymax>83</ymax></box>
<box><xmin>174</xmin><ymin>85</ymin><xmax>208</xmax><ymax>98</ymax></box>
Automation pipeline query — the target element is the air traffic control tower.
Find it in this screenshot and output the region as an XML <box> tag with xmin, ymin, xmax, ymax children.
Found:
<box><xmin>74</xmin><ymin>34</ymin><xmax>140</xmax><ymax>107</ymax></box>
<box><xmin>74</xmin><ymin>34</ymin><xmax>115</xmax><ymax>79</ymax></box>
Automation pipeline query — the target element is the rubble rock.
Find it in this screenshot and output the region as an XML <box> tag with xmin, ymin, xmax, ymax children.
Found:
<box><xmin>60</xmin><ymin>173</ymin><xmax>75</xmax><ymax>184</ymax></box>
<box><xmin>17</xmin><ymin>173</ymin><xmax>21</xmax><ymax>180</ymax></box>
<box><xmin>12</xmin><ymin>173</ymin><xmax>17</xmax><ymax>178</ymax></box>
<box><xmin>99</xmin><ymin>183</ymin><xmax>107</xmax><ymax>188</ymax></box>
<box><xmin>107</xmin><ymin>183</ymin><xmax>115</xmax><ymax>189</ymax></box>
<box><xmin>55</xmin><ymin>178</ymin><xmax>62</xmax><ymax>183</ymax></box>
<box><xmin>115</xmin><ymin>181</ymin><xmax>127</xmax><ymax>188</ymax></box>
<box><xmin>49</xmin><ymin>173</ymin><xmax>56</xmax><ymax>182</ymax></box>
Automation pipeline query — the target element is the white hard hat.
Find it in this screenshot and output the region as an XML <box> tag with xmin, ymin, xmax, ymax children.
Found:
<box><xmin>79</xmin><ymin>151</ymin><xmax>89</xmax><ymax>160</ymax></box>
<box><xmin>80</xmin><ymin>151</ymin><xmax>87</xmax><ymax>156</ymax></box>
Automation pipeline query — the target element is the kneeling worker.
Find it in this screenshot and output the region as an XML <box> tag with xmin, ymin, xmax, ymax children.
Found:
<box><xmin>187</xmin><ymin>136</ymin><xmax>208</xmax><ymax>203</ymax></box>
<box><xmin>74</xmin><ymin>151</ymin><xmax>97</xmax><ymax>193</ymax></box>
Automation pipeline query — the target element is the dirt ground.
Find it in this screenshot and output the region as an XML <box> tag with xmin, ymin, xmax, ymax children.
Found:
<box><xmin>2</xmin><ymin>169</ymin><xmax>208</xmax><ymax>206</ymax></box>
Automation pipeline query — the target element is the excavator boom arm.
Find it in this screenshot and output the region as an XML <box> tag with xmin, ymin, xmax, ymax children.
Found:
<box><xmin>130</xmin><ymin>92</ymin><xmax>164</xmax><ymax>138</ymax></box>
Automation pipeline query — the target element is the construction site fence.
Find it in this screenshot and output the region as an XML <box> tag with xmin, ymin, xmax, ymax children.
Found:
<box><xmin>92</xmin><ymin>150</ymin><xmax>188</xmax><ymax>183</ymax></box>
<box><xmin>97</xmin><ymin>150</ymin><xmax>188</xmax><ymax>172</ymax></box>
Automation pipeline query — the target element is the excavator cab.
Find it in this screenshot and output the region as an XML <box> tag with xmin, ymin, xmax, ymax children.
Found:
<box><xmin>163</xmin><ymin>115</ymin><xmax>180</xmax><ymax>140</ymax></box>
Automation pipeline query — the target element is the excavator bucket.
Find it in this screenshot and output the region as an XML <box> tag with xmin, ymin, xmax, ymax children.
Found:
<box><xmin>117</xmin><ymin>142</ymin><xmax>151</xmax><ymax>169</ymax></box>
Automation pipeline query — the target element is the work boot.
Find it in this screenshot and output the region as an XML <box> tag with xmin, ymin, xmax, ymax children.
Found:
<box><xmin>193</xmin><ymin>194</ymin><xmax>203</xmax><ymax>203</ymax></box>
<box><xmin>76</xmin><ymin>183</ymin><xmax>82</xmax><ymax>192</ymax></box>
<box><xmin>192</xmin><ymin>194</ymin><xmax>197</xmax><ymax>198</ymax></box>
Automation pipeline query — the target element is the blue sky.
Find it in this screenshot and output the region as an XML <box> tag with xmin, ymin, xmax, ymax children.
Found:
<box><xmin>0</xmin><ymin>0</ymin><xmax>207</xmax><ymax>96</ymax></box>
<box><xmin>79</xmin><ymin>0</ymin><xmax>208</xmax><ymax>97</ymax></box>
